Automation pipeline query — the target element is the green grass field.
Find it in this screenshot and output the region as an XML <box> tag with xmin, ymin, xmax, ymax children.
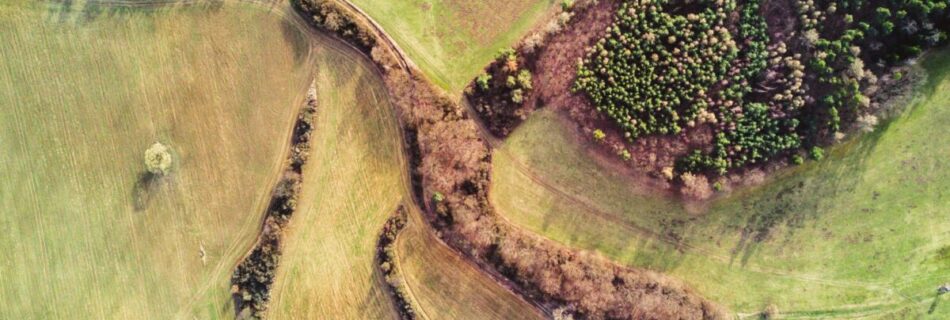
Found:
<box><xmin>349</xmin><ymin>0</ymin><xmax>554</xmax><ymax>93</ymax></box>
<box><xmin>266</xmin><ymin>38</ymin><xmax>406</xmax><ymax>319</ymax></box>
<box><xmin>0</xmin><ymin>1</ymin><xmax>315</xmax><ymax>318</ymax></box>
<box><xmin>395</xmin><ymin>204</ymin><xmax>542</xmax><ymax>320</ymax></box>
<box><xmin>492</xmin><ymin>51</ymin><xmax>950</xmax><ymax>318</ymax></box>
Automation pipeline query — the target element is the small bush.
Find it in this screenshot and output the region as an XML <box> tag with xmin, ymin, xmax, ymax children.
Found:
<box><xmin>144</xmin><ymin>142</ymin><xmax>173</xmax><ymax>175</ymax></box>
<box><xmin>592</xmin><ymin>129</ymin><xmax>606</xmax><ymax>141</ymax></box>
<box><xmin>791</xmin><ymin>154</ymin><xmax>804</xmax><ymax>165</ymax></box>
<box><xmin>810</xmin><ymin>147</ymin><xmax>825</xmax><ymax>161</ymax></box>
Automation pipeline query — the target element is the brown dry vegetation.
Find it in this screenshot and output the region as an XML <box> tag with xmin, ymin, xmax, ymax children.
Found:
<box><xmin>294</xmin><ymin>0</ymin><xmax>727</xmax><ymax>318</ymax></box>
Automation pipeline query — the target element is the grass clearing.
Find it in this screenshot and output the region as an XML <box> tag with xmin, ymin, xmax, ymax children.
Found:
<box><xmin>0</xmin><ymin>2</ymin><xmax>314</xmax><ymax>318</ymax></box>
<box><xmin>348</xmin><ymin>0</ymin><xmax>554</xmax><ymax>92</ymax></box>
<box><xmin>267</xmin><ymin>39</ymin><xmax>405</xmax><ymax>319</ymax></box>
<box><xmin>395</xmin><ymin>204</ymin><xmax>543</xmax><ymax>320</ymax></box>
<box><xmin>492</xmin><ymin>51</ymin><xmax>950</xmax><ymax>318</ymax></box>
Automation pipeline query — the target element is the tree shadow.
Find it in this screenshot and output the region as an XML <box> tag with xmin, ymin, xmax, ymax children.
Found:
<box><xmin>281</xmin><ymin>17</ymin><xmax>312</xmax><ymax>67</ymax></box>
<box><xmin>928</xmin><ymin>292</ymin><xmax>943</xmax><ymax>314</ymax></box>
<box><xmin>132</xmin><ymin>172</ymin><xmax>159</xmax><ymax>211</ymax></box>
<box><xmin>728</xmin><ymin>126</ymin><xmax>885</xmax><ymax>267</ymax></box>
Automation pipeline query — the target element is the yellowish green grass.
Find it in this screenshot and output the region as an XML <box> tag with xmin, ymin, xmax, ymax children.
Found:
<box><xmin>267</xmin><ymin>34</ymin><xmax>546</xmax><ymax>319</ymax></box>
<box><xmin>0</xmin><ymin>2</ymin><xmax>314</xmax><ymax>318</ymax></box>
<box><xmin>395</xmin><ymin>204</ymin><xmax>543</xmax><ymax>320</ymax></box>
<box><xmin>492</xmin><ymin>52</ymin><xmax>950</xmax><ymax>318</ymax></box>
<box><xmin>267</xmin><ymin>39</ymin><xmax>405</xmax><ymax>319</ymax></box>
<box><xmin>348</xmin><ymin>0</ymin><xmax>554</xmax><ymax>93</ymax></box>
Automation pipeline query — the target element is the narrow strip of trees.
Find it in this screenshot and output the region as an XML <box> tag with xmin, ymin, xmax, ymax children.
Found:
<box><xmin>295</xmin><ymin>1</ymin><xmax>726</xmax><ymax>318</ymax></box>
<box><xmin>376</xmin><ymin>206</ymin><xmax>417</xmax><ymax>320</ymax></box>
<box><xmin>230</xmin><ymin>83</ymin><xmax>318</xmax><ymax>319</ymax></box>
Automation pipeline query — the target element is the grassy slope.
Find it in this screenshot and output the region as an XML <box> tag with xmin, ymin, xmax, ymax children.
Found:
<box><xmin>267</xmin><ymin>40</ymin><xmax>404</xmax><ymax>319</ymax></box>
<box><xmin>492</xmin><ymin>51</ymin><xmax>950</xmax><ymax>318</ymax></box>
<box><xmin>396</xmin><ymin>204</ymin><xmax>543</xmax><ymax>320</ymax></box>
<box><xmin>348</xmin><ymin>0</ymin><xmax>554</xmax><ymax>93</ymax></box>
<box><xmin>0</xmin><ymin>2</ymin><xmax>314</xmax><ymax>319</ymax></box>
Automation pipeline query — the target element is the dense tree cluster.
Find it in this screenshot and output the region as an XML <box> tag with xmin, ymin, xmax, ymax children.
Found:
<box><xmin>466</xmin><ymin>49</ymin><xmax>535</xmax><ymax>136</ymax></box>
<box><xmin>574</xmin><ymin>0</ymin><xmax>949</xmax><ymax>177</ymax></box>
<box><xmin>575</xmin><ymin>0</ymin><xmax>742</xmax><ymax>139</ymax></box>
<box><xmin>574</xmin><ymin>0</ymin><xmax>799</xmax><ymax>174</ymax></box>
<box><xmin>798</xmin><ymin>0</ymin><xmax>948</xmax><ymax>134</ymax></box>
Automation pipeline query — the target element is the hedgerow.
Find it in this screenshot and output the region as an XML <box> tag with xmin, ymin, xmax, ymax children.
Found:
<box><xmin>376</xmin><ymin>207</ymin><xmax>416</xmax><ymax>320</ymax></box>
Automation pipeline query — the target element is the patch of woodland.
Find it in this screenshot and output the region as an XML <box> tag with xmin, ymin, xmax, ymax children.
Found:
<box><xmin>376</xmin><ymin>206</ymin><xmax>417</xmax><ymax>320</ymax></box>
<box><xmin>464</xmin><ymin>49</ymin><xmax>534</xmax><ymax>137</ymax></box>
<box><xmin>464</xmin><ymin>0</ymin><xmax>606</xmax><ymax>137</ymax></box>
<box><xmin>296</xmin><ymin>1</ymin><xmax>727</xmax><ymax>318</ymax></box>
<box><xmin>230</xmin><ymin>85</ymin><xmax>318</xmax><ymax>319</ymax></box>
<box><xmin>474</xmin><ymin>0</ymin><xmax>950</xmax><ymax>201</ymax></box>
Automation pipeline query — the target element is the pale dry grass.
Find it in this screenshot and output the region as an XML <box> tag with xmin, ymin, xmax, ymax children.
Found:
<box><xmin>395</xmin><ymin>204</ymin><xmax>542</xmax><ymax>320</ymax></box>
<box><xmin>267</xmin><ymin>40</ymin><xmax>405</xmax><ymax>320</ymax></box>
<box><xmin>0</xmin><ymin>1</ymin><xmax>315</xmax><ymax>319</ymax></box>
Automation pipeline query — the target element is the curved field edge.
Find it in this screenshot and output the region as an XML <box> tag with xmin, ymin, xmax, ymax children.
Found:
<box><xmin>492</xmin><ymin>50</ymin><xmax>950</xmax><ymax>318</ymax></box>
<box><xmin>346</xmin><ymin>0</ymin><xmax>555</xmax><ymax>93</ymax></box>
<box><xmin>266</xmin><ymin>36</ymin><xmax>406</xmax><ymax>319</ymax></box>
<box><xmin>0</xmin><ymin>1</ymin><xmax>314</xmax><ymax>318</ymax></box>
<box><xmin>395</xmin><ymin>203</ymin><xmax>543</xmax><ymax>320</ymax></box>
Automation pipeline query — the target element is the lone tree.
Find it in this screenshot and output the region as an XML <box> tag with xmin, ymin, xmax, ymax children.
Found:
<box><xmin>144</xmin><ymin>142</ymin><xmax>173</xmax><ymax>176</ymax></box>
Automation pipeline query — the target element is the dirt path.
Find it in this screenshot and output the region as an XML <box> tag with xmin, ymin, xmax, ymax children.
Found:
<box><xmin>336</xmin><ymin>0</ymin><xmax>412</xmax><ymax>72</ymax></box>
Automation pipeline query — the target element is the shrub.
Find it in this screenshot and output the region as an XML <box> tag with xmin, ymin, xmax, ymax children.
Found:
<box><xmin>810</xmin><ymin>146</ymin><xmax>825</xmax><ymax>161</ymax></box>
<box><xmin>144</xmin><ymin>142</ymin><xmax>173</xmax><ymax>175</ymax></box>
<box><xmin>681</xmin><ymin>173</ymin><xmax>713</xmax><ymax>200</ymax></box>
<box><xmin>475</xmin><ymin>74</ymin><xmax>492</xmax><ymax>91</ymax></box>
<box><xmin>791</xmin><ymin>154</ymin><xmax>805</xmax><ymax>165</ymax></box>
<box><xmin>511</xmin><ymin>89</ymin><xmax>524</xmax><ymax>104</ymax></box>
<box><xmin>619</xmin><ymin>149</ymin><xmax>631</xmax><ymax>161</ymax></box>
<box><xmin>592</xmin><ymin>129</ymin><xmax>606</xmax><ymax>141</ymax></box>
<box><xmin>560</xmin><ymin>0</ymin><xmax>575</xmax><ymax>11</ymax></box>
